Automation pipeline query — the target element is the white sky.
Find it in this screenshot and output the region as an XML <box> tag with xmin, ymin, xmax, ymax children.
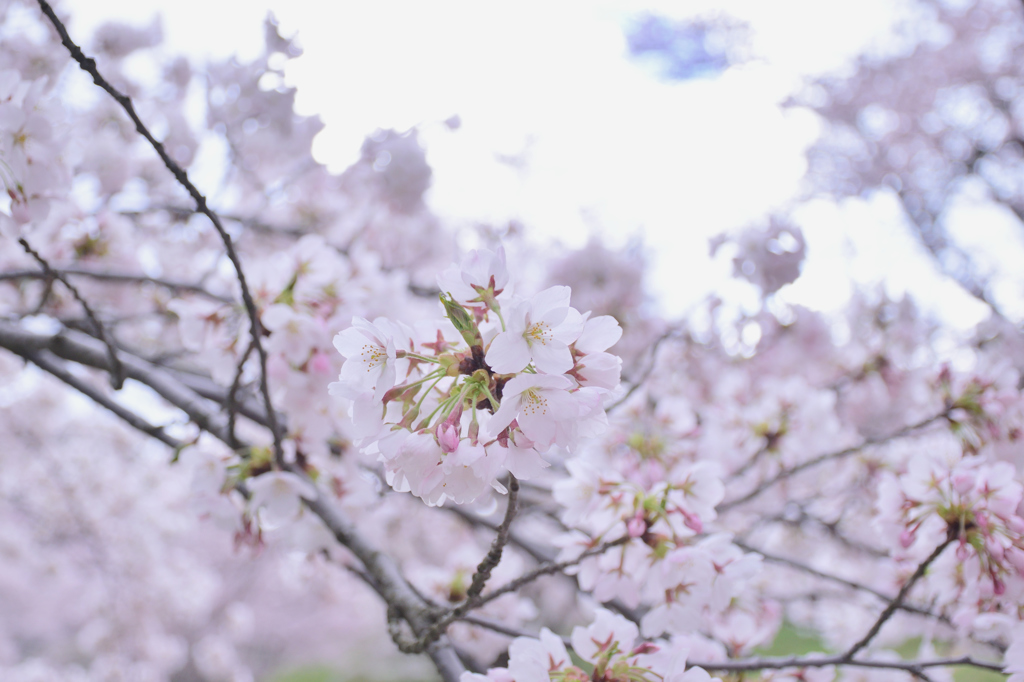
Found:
<box><xmin>59</xmin><ymin>0</ymin><xmax>998</xmax><ymax>328</ymax></box>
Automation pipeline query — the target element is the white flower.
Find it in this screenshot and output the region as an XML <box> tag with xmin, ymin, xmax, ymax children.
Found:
<box><xmin>487</xmin><ymin>374</ymin><xmax>578</xmax><ymax>450</ymax></box>
<box><xmin>571</xmin><ymin>608</ymin><xmax>639</xmax><ymax>665</ymax></box>
<box><xmin>507</xmin><ymin>627</ymin><xmax>571</xmax><ymax>680</ymax></box>
<box><xmin>486</xmin><ymin>286</ymin><xmax>584</xmax><ymax>375</ymax></box>
<box><xmin>247</xmin><ymin>471</ymin><xmax>317</xmax><ymax>531</ymax></box>
<box><xmin>437</xmin><ymin>246</ymin><xmax>510</xmax><ymax>307</ymax></box>
<box><xmin>571</xmin><ymin>313</ymin><xmax>623</xmax><ymax>390</ymax></box>
<box><xmin>331</xmin><ymin>317</ymin><xmax>400</xmax><ymax>402</ymax></box>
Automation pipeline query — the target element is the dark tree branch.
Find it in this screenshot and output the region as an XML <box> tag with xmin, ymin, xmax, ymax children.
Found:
<box><xmin>688</xmin><ymin>653</ymin><xmax>1002</xmax><ymax>675</ymax></box>
<box><xmin>0</xmin><ymin>320</ymin><xmax>466</xmax><ymax>681</ymax></box>
<box><xmin>0</xmin><ymin>321</ymin><xmax>233</xmax><ymax>443</ymax></box>
<box><xmin>0</xmin><ymin>267</ymin><xmax>232</xmax><ymax>303</ymax></box>
<box><xmin>37</xmin><ymin>0</ymin><xmax>284</xmax><ymax>466</ymax></box>
<box><xmin>13</xmin><ymin>347</ymin><xmax>184</xmax><ymax>449</ymax></box>
<box><xmin>226</xmin><ymin>340</ymin><xmax>255</xmax><ymax>450</ymax></box>
<box><xmin>407</xmin><ymin>535</ymin><xmax>631</xmax><ymax>653</ymax></box>
<box><xmin>842</xmin><ymin>536</ymin><xmax>954</xmax><ymax>661</ymax></box>
<box><xmin>465</xmin><ymin>475</ymin><xmax>519</xmax><ymax>602</ymax></box>
<box><xmin>734</xmin><ymin>540</ymin><xmax>947</xmax><ymax>623</ymax></box>
<box><xmin>18</xmin><ymin>238</ymin><xmax>125</xmax><ymax>389</ymax></box>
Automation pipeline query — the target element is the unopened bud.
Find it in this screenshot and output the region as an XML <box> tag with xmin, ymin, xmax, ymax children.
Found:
<box><xmin>682</xmin><ymin>509</ymin><xmax>703</xmax><ymax>534</ymax></box>
<box><xmin>440</xmin><ymin>293</ymin><xmax>481</xmax><ymax>346</ymax></box>
<box><xmin>899</xmin><ymin>527</ymin><xmax>916</xmax><ymax>549</ymax></box>
<box><xmin>436</xmin><ymin>422</ymin><xmax>460</xmax><ymax>454</ymax></box>
<box><xmin>627</xmin><ymin>511</ymin><xmax>646</xmax><ymax>538</ymax></box>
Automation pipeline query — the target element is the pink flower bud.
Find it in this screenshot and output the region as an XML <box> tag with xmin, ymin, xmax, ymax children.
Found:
<box><xmin>1007</xmin><ymin>515</ymin><xmax>1024</xmax><ymax>535</ymax></box>
<box><xmin>952</xmin><ymin>472</ymin><xmax>975</xmax><ymax>496</ymax></box>
<box><xmin>975</xmin><ymin>513</ymin><xmax>990</xmax><ymax>532</ymax></box>
<box><xmin>436</xmin><ymin>422</ymin><xmax>460</xmax><ymax>454</ymax></box>
<box><xmin>1005</xmin><ymin>547</ymin><xmax>1024</xmax><ymax>574</ymax></box>
<box><xmin>993</xmin><ymin>576</ymin><xmax>1006</xmax><ymax>596</ymax></box>
<box><xmin>985</xmin><ymin>536</ymin><xmax>1005</xmax><ymax>563</ymax></box>
<box><xmin>682</xmin><ymin>510</ymin><xmax>703</xmax><ymax>534</ymax></box>
<box><xmin>627</xmin><ymin>512</ymin><xmax>646</xmax><ymax>538</ymax></box>
<box><xmin>899</xmin><ymin>527</ymin><xmax>916</xmax><ymax>549</ymax></box>
<box><xmin>309</xmin><ymin>350</ymin><xmax>332</xmax><ymax>374</ymax></box>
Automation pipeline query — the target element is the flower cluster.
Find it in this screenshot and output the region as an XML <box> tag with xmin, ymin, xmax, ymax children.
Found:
<box><xmin>330</xmin><ymin>247</ymin><xmax>623</xmax><ymax>505</ymax></box>
<box><xmin>877</xmin><ymin>445</ymin><xmax>1024</xmax><ymax>610</ymax></box>
<box><xmin>462</xmin><ymin>609</ymin><xmax>720</xmax><ymax>682</ymax></box>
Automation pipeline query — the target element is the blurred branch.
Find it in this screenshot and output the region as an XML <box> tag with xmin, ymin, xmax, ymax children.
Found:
<box><xmin>842</xmin><ymin>536</ymin><xmax>953</xmax><ymax>660</ymax></box>
<box><xmin>37</xmin><ymin>0</ymin><xmax>284</xmax><ymax>466</ymax></box>
<box><xmin>0</xmin><ymin>318</ymin><xmax>468</xmax><ymax>682</ymax></box>
<box><xmin>607</xmin><ymin>326</ymin><xmax>681</xmax><ymax>412</ymax></box>
<box><xmin>12</xmin><ymin>347</ymin><xmax>184</xmax><ymax>449</ymax></box>
<box><xmin>0</xmin><ymin>320</ymin><xmax>233</xmax><ymax>443</ymax></box>
<box><xmin>226</xmin><ymin>340</ymin><xmax>255</xmax><ymax>449</ymax></box>
<box><xmin>688</xmin><ymin>653</ymin><xmax>1002</xmax><ymax>675</ymax></box>
<box><xmin>734</xmin><ymin>540</ymin><xmax>947</xmax><ymax>623</ymax></box>
<box><xmin>718</xmin><ymin>410</ymin><xmax>951</xmax><ymax>511</ymax></box>
<box><xmin>0</xmin><ymin>266</ymin><xmax>232</xmax><ymax>303</ymax></box>
<box><xmin>896</xmin><ymin>189</ymin><xmax>1008</xmax><ymax>321</ymax></box>
<box><xmin>18</xmin><ymin>238</ymin><xmax>125</xmax><ymax>389</ymax></box>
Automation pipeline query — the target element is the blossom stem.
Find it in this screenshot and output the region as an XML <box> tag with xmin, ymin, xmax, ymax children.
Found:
<box><xmin>413</xmin><ymin>375</ymin><xmax>448</xmax><ymax>420</ymax></box>
<box><xmin>397</xmin><ymin>351</ymin><xmax>441</xmax><ymax>364</ymax></box>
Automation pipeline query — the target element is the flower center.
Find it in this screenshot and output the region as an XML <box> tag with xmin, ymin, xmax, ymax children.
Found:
<box><xmin>525</xmin><ymin>321</ymin><xmax>553</xmax><ymax>346</ymax></box>
<box><xmin>360</xmin><ymin>343</ymin><xmax>387</xmax><ymax>371</ymax></box>
<box><xmin>522</xmin><ymin>388</ymin><xmax>549</xmax><ymax>416</ymax></box>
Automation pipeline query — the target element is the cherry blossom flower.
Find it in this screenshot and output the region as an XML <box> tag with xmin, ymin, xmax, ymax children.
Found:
<box><xmin>331</xmin><ymin>317</ymin><xmax>402</xmax><ymax>402</ymax></box>
<box><xmin>486</xmin><ymin>286</ymin><xmax>584</xmax><ymax>375</ymax></box>
<box><xmin>486</xmin><ymin>373</ymin><xmax>578</xmax><ymax>450</ymax></box>
<box><xmin>246</xmin><ymin>471</ymin><xmax>317</xmax><ymax>530</ymax></box>
<box><xmin>437</xmin><ymin>245</ymin><xmax>510</xmax><ymax>310</ymax></box>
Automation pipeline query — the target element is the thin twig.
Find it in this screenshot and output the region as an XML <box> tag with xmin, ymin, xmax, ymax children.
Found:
<box><xmin>18</xmin><ymin>238</ymin><xmax>125</xmax><ymax>389</ymax></box>
<box><xmin>409</xmin><ymin>535</ymin><xmax>631</xmax><ymax>652</ymax></box>
<box><xmin>37</xmin><ymin>0</ymin><xmax>284</xmax><ymax>466</ymax></box>
<box><xmin>606</xmin><ymin>326</ymin><xmax>679</xmax><ymax>413</ymax></box>
<box><xmin>465</xmin><ymin>475</ymin><xmax>519</xmax><ymax>602</ymax></box>
<box><xmin>842</xmin><ymin>536</ymin><xmax>954</xmax><ymax>660</ymax></box>
<box><xmin>688</xmin><ymin>653</ymin><xmax>1002</xmax><ymax>675</ymax></box>
<box><xmin>0</xmin><ymin>268</ymin><xmax>232</xmax><ymax>303</ymax></box>
<box><xmin>718</xmin><ymin>411</ymin><xmax>950</xmax><ymax>511</ymax></box>
<box><xmin>460</xmin><ymin>614</ymin><xmax>571</xmax><ymax>646</ymax></box>
<box><xmin>226</xmin><ymin>340</ymin><xmax>255</xmax><ymax>449</ymax></box>
<box><xmin>734</xmin><ymin>540</ymin><xmax>946</xmax><ymax>623</ymax></box>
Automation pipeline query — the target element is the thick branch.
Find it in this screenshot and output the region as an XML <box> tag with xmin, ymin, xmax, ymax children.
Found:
<box><xmin>0</xmin><ymin>321</ymin><xmax>233</xmax><ymax>443</ymax></box>
<box><xmin>14</xmin><ymin>347</ymin><xmax>184</xmax><ymax>449</ymax></box>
